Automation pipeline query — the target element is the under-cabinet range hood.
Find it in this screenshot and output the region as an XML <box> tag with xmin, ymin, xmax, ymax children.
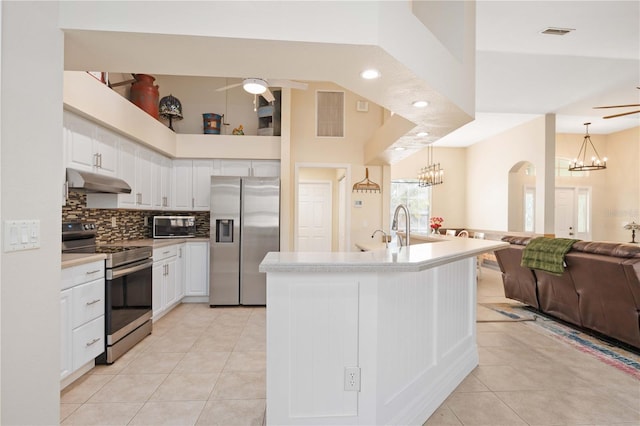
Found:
<box><xmin>66</xmin><ymin>168</ymin><xmax>132</xmax><ymax>194</ymax></box>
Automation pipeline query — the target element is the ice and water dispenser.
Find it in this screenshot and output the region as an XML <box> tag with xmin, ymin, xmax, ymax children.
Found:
<box><xmin>215</xmin><ymin>219</ymin><xmax>234</xmax><ymax>243</ymax></box>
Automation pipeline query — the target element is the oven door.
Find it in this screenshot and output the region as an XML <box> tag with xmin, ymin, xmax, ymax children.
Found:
<box><xmin>105</xmin><ymin>259</ymin><xmax>153</xmax><ymax>345</ymax></box>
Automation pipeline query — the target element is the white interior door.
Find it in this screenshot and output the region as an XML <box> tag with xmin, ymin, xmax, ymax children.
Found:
<box><xmin>297</xmin><ymin>182</ymin><xmax>332</xmax><ymax>252</ymax></box>
<box><xmin>555</xmin><ymin>188</ymin><xmax>575</xmax><ymax>238</ymax></box>
<box><xmin>555</xmin><ymin>187</ymin><xmax>592</xmax><ymax>240</ymax></box>
<box><xmin>338</xmin><ymin>177</ymin><xmax>346</xmax><ymax>252</ymax></box>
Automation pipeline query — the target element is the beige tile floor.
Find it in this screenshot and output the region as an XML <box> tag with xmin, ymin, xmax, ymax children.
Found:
<box><xmin>61</xmin><ymin>267</ymin><xmax>640</xmax><ymax>425</ymax></box>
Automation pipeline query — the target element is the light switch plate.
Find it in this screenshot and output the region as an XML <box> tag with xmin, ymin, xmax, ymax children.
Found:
<box><xmin>3</xmin><ymin>220</ymin><xmax>40</xmax><ymax>252</ymax></box>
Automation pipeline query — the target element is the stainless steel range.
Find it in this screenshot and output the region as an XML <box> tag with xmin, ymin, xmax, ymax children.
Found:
<box><xmin>62</xmin><ymin>222</ymin><xmax>153</xmax><ymax>364</ymax></box>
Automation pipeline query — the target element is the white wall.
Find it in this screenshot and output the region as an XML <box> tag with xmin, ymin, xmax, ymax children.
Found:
<box><xmin>604</xmin><ymin>126</ymin><xmax>640</xmax><ymax>242</ymax></box>
<box><xmin>1</xmin><ymin>2</ymin><xmax>63</xmax><ymax>423</ymax></box>
<box><xmin>291</xmin><ymin>81</ymin><xmax>385</xmax><ymax>250</ymax></box>
<box><xmin>466</xmin><ymin>116</ymin><xmax>548</xmax><ymax>232</ymax></box>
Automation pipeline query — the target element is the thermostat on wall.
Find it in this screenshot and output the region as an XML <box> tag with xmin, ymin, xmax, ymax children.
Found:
<box><xmin>354</xmin><ymin>200</ymin><xmax>363</xmax><ymax>208</ymax></box>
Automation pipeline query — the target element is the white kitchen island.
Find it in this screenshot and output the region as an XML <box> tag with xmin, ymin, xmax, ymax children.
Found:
<box><xmin>259</xmin><ymin>237</ymin><xmax>509</xmax><ymax>425</ymax></box>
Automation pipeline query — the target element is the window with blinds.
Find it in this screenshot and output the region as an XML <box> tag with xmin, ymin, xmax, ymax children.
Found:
<box><xmin>316</xmin><ymin>91</ymin><xmax>345</xmax><ymax>137</ymax></box>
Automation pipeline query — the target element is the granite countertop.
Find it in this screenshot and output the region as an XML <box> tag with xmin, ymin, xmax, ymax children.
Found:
<box><xmin>109</xmin><ymin>237</ymin><xmax>210</xmax><ymax>248</ymax></box>
<box><xmin>61</xmin><ymin>253</ymin><xmax>107</xmax><ymax>269</ymax></box>
<box><xmin>260</xmin><ymin>238</ymin><xmax>508</xmax><ymax>273</ymax></box>
<box><xmin>61</xmin><ymin>238</ymin><xmax>210</xmax><ymax>268</ymax></box>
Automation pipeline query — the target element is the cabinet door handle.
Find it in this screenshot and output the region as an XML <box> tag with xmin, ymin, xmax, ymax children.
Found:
<box><xmin>163</xmin><ymin>250</ymin><xmax>170</xmax><ymax>255</ymax></box>
<box><xmin>192</xmin><ymin>197</ymin><xmax>195</xmax><ymax>208</ymax></box>
<box><xmin>86</xmin><ymin>299</ymin><xmax>101</xmax><ymax>306</ymax></box>
<box><xmin>93</xmin><ymin>153</ymin><xmax>99</xmax><ymax>168</ymax></box>
<box><xmin>63</xmin><ymin>181</ymin><xmax>69</xmax><ymax>201</ymax></box>
<box><xmin>86</xmin><ymin>269</ymin><xmax>101</xmax><ymax>275</ymax></box>
<box><xmin>85</xmin><ymin>337</ymin><xmax>100</xmax><ymax>347</ymax></box>
<box><xmin>98</xmin><ymin>153</ymin><xmax>103</xmax><ymax>168</ymax></box>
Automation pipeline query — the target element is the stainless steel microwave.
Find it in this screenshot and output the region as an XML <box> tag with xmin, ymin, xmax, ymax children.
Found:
<box><xmin>153</xmin><ymin>216</ymin><xmax>196</xmax><ymax>238</ymax></box>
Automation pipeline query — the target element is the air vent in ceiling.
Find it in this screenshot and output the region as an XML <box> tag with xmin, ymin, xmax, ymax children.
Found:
<box><xmin>540</xmin><ymin>27</ymin><xmax>575</xmax><ymax>36</ymax></box>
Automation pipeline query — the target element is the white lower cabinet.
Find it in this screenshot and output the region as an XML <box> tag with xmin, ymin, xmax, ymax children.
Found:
<box><xmin>60</xmin><ymin>289</ymin><xmax>73</xmax><ymax>380</ymax></box>
<box><xmin>61</xmin><ymin>260</ymin><xmax>105</xmax><ymax>386</ymax></box>
<box><xmin>185</xmin><ymin>241</ymin><xmax>209</xmax><ymax>298</ymax></box>
<box><xmin>152</xmin><ymin>245</ymin><xmax>179</xmax><ymax>320</ymax></box>
<box><xmin>176</xmin><ymin>243</ymin><xmax>186</xmax><ymax>300</ymax></box>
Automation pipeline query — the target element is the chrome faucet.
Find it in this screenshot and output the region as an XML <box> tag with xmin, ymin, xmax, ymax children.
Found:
<box><xmin>391</xmin><ymin>204</ymin><xmax>411</xmax><ymax>247</ymax></box>
<box><xmin>371</xmin><ymin>229</ymin><xmax>389</xmax><ymax>248</ymax></box>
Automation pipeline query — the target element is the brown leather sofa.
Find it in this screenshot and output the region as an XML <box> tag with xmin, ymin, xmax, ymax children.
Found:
<box><xmin>495</xmin><ymin>236</ymin><xmax>640</xmax><ymax>350</ymax></box>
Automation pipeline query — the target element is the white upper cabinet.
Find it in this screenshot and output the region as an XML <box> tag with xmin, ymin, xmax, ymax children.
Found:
<box><xmin>117</xmin><ymin>140</ymin><xmax>137</xmax><ymax>208</ymax></box>
<box><xmin>135</xmin><ymin>147</ymin><xmax>153</xmax><ymax>209</ymax></box>
<box><xmin>152</xmin><ymin>154</ymin><xmax>173</xmax><ymax>210</ymax></box>
<box><xmin>251</xmin><ymin>160</ymin><xmax>280</xmax><ymax>177</ymax></box>
<box><xmin>219</xmin><ymin>159</ymin><xmax>252</xmax><ymax>176</ymax></box>
<box><xmin>64</xmin><ymin>111</ymin><xmax>117</xmax><ymax>177</ymax></box>
<box><xmin>218</xmin><ymin>159</ymin><xmax>280</xmax><ymax>177</ymax></box>
<box><xmin>93</xmin><ymin>127</ymin><xmax>118</xmax><ymax>176</ymax></box>
<box><xmin>192</xmin><ymin>160</ymin><xmax>214</xmax><ymax>210</ymax></box>
<box><xmin>172</xmin><ymin>160</ymin><xmax>213</xmax><ymax>211</ymax></box>
<box><xmin>173</xmin><ymin>160</ymin><xmax>194</xmax><ymax>210</ymax></box>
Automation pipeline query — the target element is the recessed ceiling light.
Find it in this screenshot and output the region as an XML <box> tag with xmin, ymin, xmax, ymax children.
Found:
<box><xmin>412</xmin><ymin>100</ymin><xmax>429</xmax><ymax>108</ymax></box>
<box><xmin>417</xmin><ymin>131</ymin><xmax>429</xmax><ymax>137</ymax></box>
<box><xmin>360</xmin><ymin>69</ymin><xmax>381</xmax><ymax>80</ymax></box>
<box><xmin>394</xmin><ymin>146</ymin><xmax>406</xmax><ymax>151</ymax></box>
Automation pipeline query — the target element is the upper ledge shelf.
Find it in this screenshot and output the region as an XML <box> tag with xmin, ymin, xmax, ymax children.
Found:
<box><xmin>63</xmin><ymin>71</ymin><xmax>281</xmax><ymax>160</ymax></box>
<box><xmin>175</xmin><ymin>134</ymin><xmax>280</xmax><ymax>160</ymax></box>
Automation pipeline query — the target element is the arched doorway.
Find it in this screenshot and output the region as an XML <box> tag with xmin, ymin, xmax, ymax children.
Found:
<box><xmin>508</xmin><ymin>161</ymin><xmax>536</xmax><ymax>232</ymax></box>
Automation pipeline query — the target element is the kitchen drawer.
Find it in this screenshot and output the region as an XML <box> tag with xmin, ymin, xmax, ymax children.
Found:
<box><xmin>62</xmin><ymin>260</ymin><xmax>104</xmax><ymax>290</ymax></box>
<box><xmin>72</xmin><ymin>278</ymin><xmax>105</xmax><ymax>328</ymax></box>
<box><xmin>153</xmin><ymin>245</ymin><xmax>178</xmax><ymax>262</ymax></box>
<box><xmin>72</xmin><ymin>315</ymin><xmax>105</xmax><ymax>370</ymax></box>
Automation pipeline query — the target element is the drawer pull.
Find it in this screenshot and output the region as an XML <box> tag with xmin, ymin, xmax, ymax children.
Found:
<box><xmin>85</xmin><ymin>337</ymin><xmax>100</xmax><ymax>347</ymax></box>
<box><xmin>86</xmin><ymin>269</ymin><xmax>101</xmax><ymax>275</ymax></box>
<box><xmin>163</xmin><ymin>250</ymin><xmax>170</xmax><ymax>255</ymax></box>
<box><xmin>86</xmin><ymin>299</ymin><xmax>101</xmax><ymax>306</ymax></box>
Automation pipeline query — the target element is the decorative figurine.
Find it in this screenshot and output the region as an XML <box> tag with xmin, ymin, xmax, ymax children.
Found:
<box><xmin>232</xmin><ymin>124</ymin><xmax>244</xmax><ymax>135</ymax></box>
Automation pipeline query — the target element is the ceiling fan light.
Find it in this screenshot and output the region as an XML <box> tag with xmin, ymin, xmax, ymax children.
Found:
<box><xmin>243</xmin><ymin>78</ymin><xmax>267</xmax><ymax>95</ymax></box>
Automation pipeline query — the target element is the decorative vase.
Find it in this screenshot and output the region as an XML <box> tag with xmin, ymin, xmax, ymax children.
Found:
<box><xmin>130</xmin><ymin>74</ymin><xmax>159</xmax><ymax>119</ymax></box>
<box><xmin>432</xmin><ymin>228</ymin><xmax>439</xmax><ymax>235</ymax></box>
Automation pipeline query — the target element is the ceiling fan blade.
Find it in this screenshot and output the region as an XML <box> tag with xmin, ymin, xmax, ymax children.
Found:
<box><xmin>594</xmin><ymin>104</ymin><xmax>640</xmax><ymax>109</ymax></box>
<box><xmin>261</xmin><ymin>88</ymin><xmax>275</xmax><ymax>103</ymax></box>
<box><xmin>266</xmin><ymin>79</ymin><xmax>308</xmax><ymax>90</ymax></box>
<box><xmin>603</xmin><ymin>109</ymin><xmax>640</xmax><ymax>119</ymax></box>
<box><xmin>215</xmin><ymin>82</ymin><xmax>243</xmax><ymax>92</ymax></box>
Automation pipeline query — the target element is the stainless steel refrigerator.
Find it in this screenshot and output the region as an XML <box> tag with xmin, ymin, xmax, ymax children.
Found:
<box><xmin>209</xmin><ymin>176</ymin><xmax>280</xmax><ymax>306</ymax></box>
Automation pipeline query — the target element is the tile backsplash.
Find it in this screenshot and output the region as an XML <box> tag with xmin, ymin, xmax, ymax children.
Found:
<box><xmin>62</xmin><ymin>191</ymin><xmax>210</xmax><ymax>244</ymax></box>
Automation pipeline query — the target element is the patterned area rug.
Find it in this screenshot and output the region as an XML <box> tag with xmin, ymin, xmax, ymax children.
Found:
<box><xmin>480</xmin><ymin>303</ymin><xmax>640</xmax><ymax>380</ymax></box>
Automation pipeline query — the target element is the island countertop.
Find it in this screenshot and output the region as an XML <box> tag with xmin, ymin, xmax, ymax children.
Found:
<box><xmin>260</xmin><ymin>237</ymin><xmax>508</xmax><ymax>273</ymax></box>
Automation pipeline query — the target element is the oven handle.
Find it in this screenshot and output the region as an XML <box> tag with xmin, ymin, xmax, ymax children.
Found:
<box><xmin>109</xmin><ymin>259</ymin><xmax>153</xmax><ymax>280</ymax></box>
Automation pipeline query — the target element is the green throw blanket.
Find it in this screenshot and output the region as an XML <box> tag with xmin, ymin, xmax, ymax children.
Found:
<box><xmin>521</xmin><ymin>237</ymin><xmax>580</xmax><ymax>275</ymax></box>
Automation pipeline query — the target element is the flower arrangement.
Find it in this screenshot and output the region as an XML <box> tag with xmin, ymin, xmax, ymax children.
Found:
<box><xmin>430</xmin><ymin>216</ymin><xmax>444</xmax><ymax>232</ymax></box>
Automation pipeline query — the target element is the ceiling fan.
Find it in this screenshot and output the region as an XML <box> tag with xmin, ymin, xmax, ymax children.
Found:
<box><xmin>593</xmin><ymin>87</ymin><xmax>640</xmax><ymax>119</ymax></box>
<box><xmin>216</xmin><ymin>78</ymin><xmax>308</xmax><ymax>102</ymax></box>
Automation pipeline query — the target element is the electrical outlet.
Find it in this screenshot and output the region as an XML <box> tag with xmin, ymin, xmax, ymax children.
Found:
<box><xmin>344</xmin><ymin>367</ymin><xmax>361</xmax><ymax>391</ymax></box>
